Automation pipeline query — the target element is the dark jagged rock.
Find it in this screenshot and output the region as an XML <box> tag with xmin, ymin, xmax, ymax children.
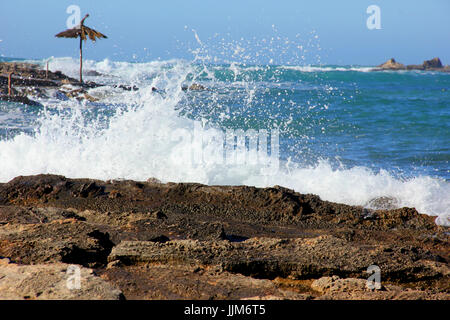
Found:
<box><xmin>0</xmin><ymin>174</ymin><xmax>448</xmax><ymax>300</ymax></box>
<box><xmin>113</xmin><ymin>84</ymin><xmax>139</xmax><ymax>91</ymax></box>
<box><xmin>0</xmin><ymin>75</ymin><xmax>59</xmax><ymax>87</ymax></box>
<box><xmin>407</xmin><ymin>57</ymin><xmax>448</xmax><ymax>71</ymax></box>
<box><xmin>84</xmin><ymin>70</ymin><xmax>104</xmax><ymax>77</ymax></box>
<box><xmin>182</xmin><ymin>83</ymin><xmax>207</xmax><ymax>91</ymax></box>
<box><xmin>0</xmin><ymin>62</ymin><xmax>77</xmax><ymax>82</ymax></box>
<box><xmin>0</xmin><ymin>62</ymin><xmax>104</xmax><ymax>105</ymax></box>
<box><xmin>374</xmin><ymin>57</ymin><xmax>450</xmax><ymax>72</ymax></box>
<box><xmin>0</xmin><ymin>94</ymin><xmax>42</xmax><ymax>107</ymax></box>
<box><xmin>423</xmin><ymin>57</ymin><xmax>443</xmax><ymax>69</ymax></box>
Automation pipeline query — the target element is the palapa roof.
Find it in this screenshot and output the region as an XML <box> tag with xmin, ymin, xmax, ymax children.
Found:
<box><xmin>55</xmin><ymin>25</ymin><xmax>107</xmax><ymax>41</ymax></box>
<box><xmin>55</xmin><ymin>14</ymin><xmax>107</xmax><ymax>42</ymax></box>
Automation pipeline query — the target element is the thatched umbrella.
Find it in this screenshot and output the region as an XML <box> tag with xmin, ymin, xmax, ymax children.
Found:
<box><xmin>55</xmin><ymin>14</ymin><xmax>107</xmax><ymax>83</ymax></box>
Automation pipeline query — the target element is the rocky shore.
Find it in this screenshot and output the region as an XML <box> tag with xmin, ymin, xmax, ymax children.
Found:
<box><xmin>373</xmin><ymin>57</ymin><xmax>450</xmax><ymax>72</ymax></box>
<box><xmin>0</xmin><ymin>174</ymin><xmax>448</xmax><ymax>300</ymax></box>
<box><xmin>0</xmin><ymin>61</ymin><xmax>107</xmax><ymax>106</ymax></box>
<box><xmin>0</xmin><ymin>61</ymin><xmax>209</xmax><ymax>107</ymax></box>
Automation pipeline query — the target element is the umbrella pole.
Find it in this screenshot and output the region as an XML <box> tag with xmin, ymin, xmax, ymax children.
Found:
<box><xmin>79</xmin><ymin>37</ymin><xmax>83</xmax><ymax>84</ymax></box>
<box><xmin>8</xmin><ymin>72</ymin><xmax>13</xmax><ymax>96</ymax></box>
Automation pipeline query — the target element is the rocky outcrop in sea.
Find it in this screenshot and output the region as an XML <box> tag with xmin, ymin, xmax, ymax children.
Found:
<box><xmin>374</xmin><ymin>57</ymin><xmax>450</xmax><ymax>72</ymax></box>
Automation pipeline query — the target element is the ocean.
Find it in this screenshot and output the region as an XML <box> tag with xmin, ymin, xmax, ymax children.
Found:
<box><xmin>0</xmin><ymin>56</ymin><xmax>449</xmax><ymax>225</ymax></box>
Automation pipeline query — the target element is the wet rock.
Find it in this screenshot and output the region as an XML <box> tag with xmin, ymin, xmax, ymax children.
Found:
<box><xmin>189</xmin><ymin>83</ymin><xmax>206</xmax><ymax>90</ymax></box>
<box><xmin>84</xmin><ymin>70</ymin><xmax>104</xmax><ymax>77</ymax></box>
<box><xmin>19</xmin><ymin>87</ymin><xmax>49</xmax><ymax>99</ymax></box>
<box><xmin>182</xmin><ymin>83</ymin><xmax>206</xmax><ymax>91</ymax></box>
<box><xmin>0</xmin><ymin>75</ymin><xmax>59</xmax><ymax>88</ymax></box>
<box><xmin>0</xmin><ymin>62</ymin><xmax>76</xmax><ymax>82</ymax></box>
<box><xmin>0</xmin><ymin>94</ymin><xmax>42</xmax><ymax>107</ymax></box>
<box><xmin>0</xmin><ymin>175</ymin><xmax>439</xmax><ymax>232</ymax></box>
<box><xmin>146</xmin><ymin>177</ymin><xmax>162</xmax><ymax>184</ymax></box>
<box><xmin>365</xmin><ymin>196</ymin><xmax>399</xmax><ymax>210</ymax></box>
<box><xmin>60</xmin><ymin>88</ymin><xmax>99</xmax><ymax>102</ymax></box>
<box><xmin>0</xmin><ymin>86</ymin><xmax>18</xmax><ymax>96</ymax></box>
<box><xmin>0</xmin><ymin>62</ymin><xmax>104</xmax><ymax>105</ymax></box>
<box><xmin>113</xmin><ymin>84</ymin><xmax>139</xmax><ymax>91</ymax></box>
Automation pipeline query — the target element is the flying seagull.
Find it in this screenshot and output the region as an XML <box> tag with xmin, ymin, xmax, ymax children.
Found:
<box><xmin>55</xmin><ymin>14</ymin><xmax>107</xmax><ymax>83</ymax></box>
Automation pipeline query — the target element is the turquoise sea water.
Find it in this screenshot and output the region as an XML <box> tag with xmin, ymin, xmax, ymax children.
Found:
<box><xmin>180</xmin><ymin>64</ymin><xmax>450</xmax><ymax>180</ymax></box>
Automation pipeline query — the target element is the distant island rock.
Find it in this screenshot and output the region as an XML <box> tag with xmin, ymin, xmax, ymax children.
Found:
<box><xmin>423</xmin><ymin>57</ymin><xmax>443</xmax><ymax>69</ymax></box>
<box><xmin>376</xmin><ymin>58</ymin><xmax>406</xmax><ymax>70</ymax></box>
<box><xmin>374</xmin><ymin>57</ymin><xmax>450</xmax><ymax>72</ymax></box>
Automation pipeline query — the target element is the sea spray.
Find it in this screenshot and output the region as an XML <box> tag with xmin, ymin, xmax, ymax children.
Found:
<box><xmin>0</xmin><ymin>55</ymin><xmax>448</xmax><ymax>226</ymax></box>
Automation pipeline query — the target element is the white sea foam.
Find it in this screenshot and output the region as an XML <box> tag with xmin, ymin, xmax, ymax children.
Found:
<box><xmin>0</xmin><ymin>57</ymin><xmax>448</xmax><ymax>226</ymax></box>
<box><xmin>281</xmin><ymin>65</ymin><xmax>374</xmax><ymax>72</ymax></box>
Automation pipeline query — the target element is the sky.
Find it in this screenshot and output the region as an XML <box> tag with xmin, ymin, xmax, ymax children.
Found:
<box><xmin>0</xmin><ymin>0</ymin><xmax>449</xmax><ymax>66</ymax></box>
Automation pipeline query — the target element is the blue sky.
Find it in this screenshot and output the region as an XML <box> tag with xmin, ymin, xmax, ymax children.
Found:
<box><xmin>1</xmin><ymin>0</ymin><xmax>449</xmax><ymax>65</ymax></box>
